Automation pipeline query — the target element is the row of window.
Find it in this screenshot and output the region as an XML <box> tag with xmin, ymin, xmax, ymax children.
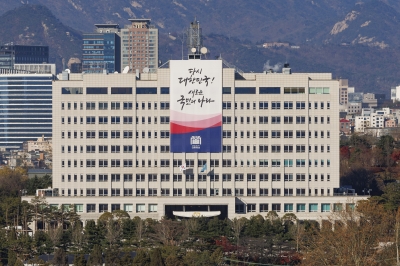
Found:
<box><xmin>236</xmin><ymin>202</ymin><xmax>351</xmax><ymax>214</ymax></box>
<box><xmin>61</xmin><ymin>129</ymin><xmax>330</xmax><ymax>139</ymax></box>
<box><xmin>61</xmin><ymin>101</ymin><xmax>170</xmax><ymax>110</ymax></box>
<box><xmin>223</xmin><ymin>116</ymin><xmax>330</xmax><ymax>125</ymax></box>
<box><xmin>61</xmin><ymin>158</ymin><xmax>331</xmax><ymax>168</ymax></box>
<box><xmin>61</xmin><ymin>130</ymin><xmax>170</xmax><ymax>139</ymax></box>
<box><xmin>60</xmin><ymin>188</ymin><xmax>332</xmax><ymax>197</ymax></box>
<box><xmin>61</xmin><ymin>144</ymin><xmax>330</xmax><ymax>154</ymax></box>
<box><xmin>62</xmin><ymin>116</ymin><xmax>170</xmax><ymax>125</ymax></box>
<box><xmin>223</xmin><ymin>101</ymin><xmax>330</xmax><ymax>110</ymax></box>
<box><xmin>56</xmin><ymin>203</ymin><xmax>157</xmax><ymax>213</ymax></box>
<box><xmin>61</xmin><ymin>173</ymin><xmax>331</xmax><ymax>183</ymax></box>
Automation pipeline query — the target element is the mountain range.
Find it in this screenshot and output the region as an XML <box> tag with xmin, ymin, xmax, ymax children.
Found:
<box><xmin>0</xmin><ymin>1</ymin><xmax>399</xmax><ymax>95</ymax></box>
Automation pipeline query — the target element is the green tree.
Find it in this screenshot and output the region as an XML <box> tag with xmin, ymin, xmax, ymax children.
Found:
<box><xmin>52</xmin><ymin>248</ymin><xmax>67</xmax><ymax>266</ymax></box>
<box><xmin>132</xmin><ymin>249</ymin><xmax>150</xmax><ymax>266</ymax></box>
<box><xmin>73</xmin><ymin>254</ymin><xmax>87</xmax><ymax>266</ymax></box>
<box><xmin>87</xmin><ymin>244</ymin><xmax>102</xmax><ymax>266</ymax></box>
<box><xmin>150</xmin><ymin>248</ymin><xmax>164</xmax><ymax>266</ymax></box>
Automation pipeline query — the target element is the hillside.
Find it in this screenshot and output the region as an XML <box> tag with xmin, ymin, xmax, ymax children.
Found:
<box><xmin>0</xmin><ymin>4</ymin><xmax>82</xmax><ymax>68</ymax></box>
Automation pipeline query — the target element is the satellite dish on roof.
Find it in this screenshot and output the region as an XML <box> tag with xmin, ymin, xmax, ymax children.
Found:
<box><xmin>191</xmin><ymin>47</ymin><xmax>197</xmax><ymax>53</ymax></box>
<box><xmin>143</xmin><ymin>67</ymin><xmax>149</xmax><ymax>73</ymax></box>
<box><xmin>122</xmin><ymin>66</ymin><xmax>129</xmax><ymax>74</ymax></box>
<box><xmin>200</xmin><ymin>47</ymin><xmax>208</xmax><ymax>54</ymax></box>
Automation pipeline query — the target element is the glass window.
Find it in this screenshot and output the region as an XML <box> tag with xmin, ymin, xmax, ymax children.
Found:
<box><xmin>309</xmin><ymin>204</ymin><xmax>318</xmax><ymax>212</ymax></box>
<box><xmin>136</xmin><ymin>204</ymin><xmax>145</xmax><ymax>213</ymax></box>
<box><xmin>124</xmin><ymin>204</ymin><xmax>133</xmax><ymax>212</ymax></box>
<box><xmin>284</xmin><ymin>204</ymin><xmax>293</xmax><ymax>212</ymax></box>
<box><xmin>297</xmin><ymin>204</ymin><xmax>305</xmax><ymax>212</ymax></box>
<box><xmin>321</xmin><ymin>204</ymin><xmax>331</xmax><ymax>212</ymax></box>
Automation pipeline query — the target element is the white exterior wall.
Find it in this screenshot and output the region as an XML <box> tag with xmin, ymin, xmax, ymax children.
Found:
<box><xmin>33</xmin><ymin>61</ymin><xmax>366</xmax><ymax>221</ymax></box>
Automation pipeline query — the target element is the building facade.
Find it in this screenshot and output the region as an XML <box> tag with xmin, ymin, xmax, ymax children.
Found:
<box><xmin>0</xmin><ymin>73</ymin><xmax>53</xmax><ymax>150</ymax></box>
<box><xmin>0</xmin><ymin>45</ymin><xmax>49</xmax><ymax>69</ymax></box>
<box><xmin>82</xmin><ymin>24</ymin><xmax>121</xmax><ymax>74</ymax></box>
<box><xmin>28</xmin><ymin>59</ymin><xmax>366</xmax><ymax>221</ymax></box>
<box><xmin>120</xmin><ymin>19</ymin><xmax>158</xmax><ymax>73</ymax></box>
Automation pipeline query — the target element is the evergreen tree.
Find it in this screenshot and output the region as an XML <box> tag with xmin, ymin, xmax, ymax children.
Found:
<box><xmin>73</xmin><ymin>254</ymin><xmax>87</xmax><ymax>266</ymax></box>
<box><xmin>149</xmin><ymin>248</ymin><xmax>164</xmax><ymax>266</ymax></box>
<box><xmin>52</xmin><ymin>248</ymin><xmax>68</xmax><ymax>266</ymax></box>
<box><xmin>87</xmin><ymin>244</ymin><xmax>103</xmax><ymax>266</ymax></box>
<box><xmin>132</xmin><ymin>249</ymin><xmax>150</xmax><ymax>266</ymax></box>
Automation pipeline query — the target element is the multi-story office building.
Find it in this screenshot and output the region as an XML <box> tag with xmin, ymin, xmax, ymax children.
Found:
<box><xmin>82</xmin><ymin>24</ymin><xmax>121</xmax><ymax>74</ymax></box>
<box><xmin>120</xmin><ymin>19</ymin><xmax>158</xmax><ymax>73</ymax></box>
<box><xmin>28</xmin><ymin>58</ymin><xmax>367</xmax><ymax>222</ymax></box>
<box><xmin>0</xmin><ymin>73</ymin><xmax>53</xmax><ymax>150</ymax></box>
<box><xmin>0</xmin><ymin>45</ymin><xmax>49</xmax><ymax>69</ymax></box>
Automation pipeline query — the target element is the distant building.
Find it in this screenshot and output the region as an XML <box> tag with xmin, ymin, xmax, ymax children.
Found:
<box><xmin>0</xmin><ymin>73</ymin><xmax>53</xmax><ymax>150</ymax></box>
<box><xmin>23</xmin><ymin>135</ymin><xmax>52</xmax><ymax>152</ymax></box>
<box><xmin>120</xmin><ymin>19</ymin><xmax>158</xmax><ymax>73</ymax></box>
<box><xmin>82</xmin><ymin>24</ymin><xmax>121</xmax><ymax>73</ymax></box>
<box><xmin>339</xmin><ymin>79</ymin><xmax>348</xmax><ymax>105</ymax></box>
<box><xmin>340</xmin><ymin>118</ymin><xmax>351</xmax><ymax>135</ymax></box>
<box><xmin>0</xmin><ymin>45</ymin><xmax>49</xmax><ymax>69</ymax></box>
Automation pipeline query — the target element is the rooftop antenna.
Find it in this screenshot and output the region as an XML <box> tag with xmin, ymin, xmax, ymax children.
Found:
<box><xmin>187</xmin><ymin>17</ymin><xmax>207</xmax><ymax>60</ymax></box>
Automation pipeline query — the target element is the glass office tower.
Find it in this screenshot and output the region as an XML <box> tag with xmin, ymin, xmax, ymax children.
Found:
<box><xmin>0</xmin><ymin>74</ymin><xmax>53</xmax><ymax>150</ymax></box>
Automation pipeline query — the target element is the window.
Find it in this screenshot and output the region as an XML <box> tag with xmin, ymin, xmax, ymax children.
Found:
<box><xmin>223</xmin><ymin>116</ymin><xmax>232</xmax><ymax>124</ymax></box>
<box><xmin>136</xmin><ymin>189</ymin><xmax>145</xmax><ymax>196</ymax></box>
<box><xmin>235</xmin><ymin>174</ymin><xmax>244</xmax><ymax>181</ymax></box>
<box><xmin>86</xmin><ymin>102</ymin><xmax>95</xmax><ymax>110</ymax></box>
<box><xmin>284</xmin><ymin>130</ymin><xmax>293</xmax><ymax>138</ymax></box>
<box><xmin>123</xmin><ymin>131</ymin><xmax>133</xmax><ymax>139</ymax></box>
<box><xmin>99</xmin><ymin>189</ymin><xmax>108</xmax><ymax>197</ymax></box>
<box><xmin>308</xmin><ymin>203</ymin><xmax>319</xmax><ymax>213</ymax></box>
<box><xmin>111</xmin><ymin>159</ymin><xmax>120</xmax><ymax>167</ymax></box>
<box><xmin>111</xmin><ymin>130</ymin><xmax>120</xmax><ymax>139</ymax></box>
<box><xmin>297</xmin><ymin>189</ymin><xmax>306</xmax><ymax>196</ymax></box>
<box><xmin>173</xmin><ymin>189</ymin><xmax>182</xmax><ymax>196</ymax></box>
<box><xmin>223</xmin><ymin>130</ymin><xmax>231</xmax><ymax>138</ymax></box>
<box><xmin>296</xmin><ymin>130</ymin><xmax>305</xmax><ymax>138</ymax></box>
<box><xmin>284</xmin><ymin>173</ymin><xmax>293</xmax><ymax>181</ymax></box>
<box><xmin>247</xmin><ymin>174</ymin><xmax>256</xmax><ymax>181</ymax></box>
<box><xmin>271</xmin><ymin>130</ymin><xmax>281</xmax><ymax>138</ymax></box>
<box><xmin>247</xmin><ymin>204</ymin><xmax>256</xmax><ymax>212</ymax></box>
<box><xmin>284</xmin><ymin>101</ymin><xmax>293</xmax><ymax>109</ymax></box>
<box><xmin>284</xmin><ymin>116</ymin><xmax>293</xmax><ymax>124</ymax></box>
<box><xmin>87</xmin><ymin>204</ymin><xmax>96</xmax><ymax>212</ymax></box>
<box><xmin>86</xmin><ymin>145</ymin><xmax>95</xmax><ymax>153</ymax></box>
<box><xmin>111</xmin><ymin>102</ymin><xmax>120</xmax><ymax>110</ymax></box>
<box><xmin>271</xmin><ymin>116</ymin><xmax>281</xmax><ymax>124</ymax></box>
<box><xmin>223</xmin><ymin>160</ymin><xmax>232</xmax><ymax>167</ymax></box>
<box><xmin>148</xmin><ymin>189</ymin><xmax>157</xmax><ymax>196</ymax></box>
<box><xmin>259</xmin><ymin>130</ymin><xmax>268</xmax><ymax>138</ymax></box>
<box><xmin>259</xmin><ymin>116</ymin><xmax>268</xmax><ymax>124</ymax></box>
<box><xmin>259</xmin><ymin>174</ymin><xmax>268</xmax><ymax>181</ymax></box>
<box><xmin>198</xmin><ymin>189</ymin><xmax>206</xmax><ymax>196</ymax></box>
<box><xmin>272</xmin><ymin>174</ymin><xmax>281</xmax><ymax>181</ymax></box>
<box><xmin>259</xmin><ymin>101</ymin><xmax>268</xmax><ymax>109</ymax></box>
<box><xmin>99</xmin><ymin>130</ymin><xmax>108</xmax><ymax>139</ymax></box>
<box><xmin>296</xmin><ymin>174</ymin><xmax>305</xmax><ymax>181</ymax></box>
<box><xmin>123</xmin><ymin>160</ymin><xmax>133</xmax><ymax>167</ymax></box>
<box><xmin>297</xmin><ymin>204</ymin><xmax>306</xmax><ymax>212</ymax></box>
<box><xmin>98</xmin><ymin>102</ymin><xmax>108</xmax><ymax>110</ymax></box>
<box><xmin>86</xmin><ymin>160</ymin><xmax>95</xmax><ymax>167</ymax></box>
<box><xmin>235</xmin><ymin>189</ymin><xmax>244</xmax><ymax>196</ymax></box>
<box><xmin>235</xmin><ymin>204</ymin><xmax>245</xmax><ymax>213</ymax></box>
<box><xmin>124</xmin><ymin>204</ymin><xmax>133</xmax><ymax>212</ymax></box>
<box><xmin>296</xmin><ymin>145</ymin><xmax>305</xmax><ymax>153</ymax></box>
<box><xmin>271</xmin><ymin>101</ymin><xmax>281</xmax><ymax>109</ymax></box>
<box><xmin>260</xmin><ymin>188</ymin><xmax>268</xmax><ymax>196</ymax></box>
<box><xmin>223</xmin><ymin>188</ymin><xmax>232</xmax><ymax>196</ymax></box>
<box><xmin>272</xmin><ymin>203</ymin><xmax>281</xmax><ymax>212</ymax></box>
<box><xmin>259</xmin><ymin>159</ymin><xmax>268</xmax><ymax>167</ymax></box>
<box><xmin>99</xmin><ymin>159</ymin><xmax>108</xmax><ymax>167</ymax></box>
<box><xmin>284</xmin><ymin>204</ymin><xmax>293</xmax><ymax>212</ymax></box>
<box><xmin>296</xmin><ymin>101</ymin><xmax>305</xmax><ymax>109</ymax></box>
<box><xmin>271</xmin><ymin>145</ymin><xmax>281</xmax><ymax>153</ymax></box>
<box><xmin>284</xmin><ymin>145</ymin><xmax>293</xmax><ymax>153</ymax></box>
<box><xmin>161</xmin><ymin>116</ymin><xmax>170</xmax><ymax>124</ymax></box>
<box><xmin>124</xmin><ymin>174</ymin><xmax>133</xmax><ymax>182</ymax></box>
<box><xmin>222</xmin><ymin>174</ymin><xmax>231</xmax><ymax>181</ymax></box>
<box><xmin>123</xmin><ymin>102</ymin><xmax>133</xmax><ymax>110</ymax></box>
<box><xmin>86</xmin><ymin>116</ymin><xmax>95</xmax><ymax>124</ymax></box>
<box><xmin>123</xmin><ymin>116</ymin><xmax>133</xmax><ymax>124</ymax></box>
<box><xmin>259</xmin><ymin>145</ymin><xmax>268</xmax><ymax>153</ymax></box>
<box><xmin>136</xmin><ymin>204</ymin><xmax>145</xmax><ymax>213</ymax></box>
<box><xmin>296</xmin><ymin>159</ymin><xmax>306</xmax><ymax>167</ymax></box>
<box><xmin>296</xmin><ymin>116</ymin><xmax>305</xmax><ymax>124</ymax></box>
<box><xmin>173</xmin><ymin>174</ymin><xmax>182</xmax><ymax>182</ymax></box>
<box><xmin>161</xmin><ymin>131</ymin><xmax>170</xmax><ymax>138</ymax></box>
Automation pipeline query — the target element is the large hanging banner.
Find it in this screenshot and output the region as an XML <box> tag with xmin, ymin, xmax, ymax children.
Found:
<box><xmin>170</xmin><ymin>60</ymin><xmax>222</xmax><ymax>153</ymax></box>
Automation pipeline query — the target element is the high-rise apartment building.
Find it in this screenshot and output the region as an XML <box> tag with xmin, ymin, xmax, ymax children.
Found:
<box><xmin>82</xmin><ymin>24</ymin><xmax>121</xmax><ymax>74</ymax></box>
<box><xmin>0</xmin><ymin>73</ymin><xmax>53</xmax><ymax>150</ymax></box>
<box><xmin>26</xmin><ymin>58</ymin><xmax>366</xmax><ymax>222</ymax></box>
<box><xmin>120</xmin><ymin>19</ymin><xmax>158</xmax><ymax>73</ymax></box>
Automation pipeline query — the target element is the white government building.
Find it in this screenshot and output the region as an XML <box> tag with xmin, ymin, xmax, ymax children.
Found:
<box><xmin>23</xmin><ymin>58</ymin><xmax>366</xmax><ymax>222</ymax></box>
